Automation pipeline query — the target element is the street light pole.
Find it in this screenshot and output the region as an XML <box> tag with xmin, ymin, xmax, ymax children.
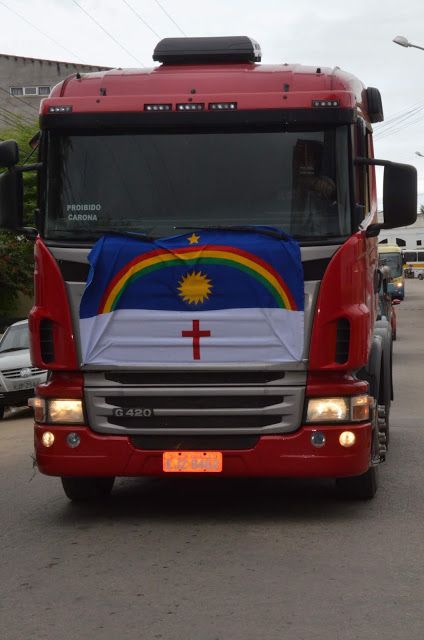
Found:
<box><xmin>393</xmin><ymin>35</ymin><xmax>424</xmax><ymax>52</ymax></box>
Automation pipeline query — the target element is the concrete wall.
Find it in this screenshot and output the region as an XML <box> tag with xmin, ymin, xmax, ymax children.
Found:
<box><xmin>0</xmin><ymin>54</ymin><xmax>110</xmax><ymax>125</ymax></box>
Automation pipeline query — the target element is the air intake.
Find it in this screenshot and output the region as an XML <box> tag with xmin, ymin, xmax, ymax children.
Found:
<box><xmin>153</xmin><ymin>36</ymin><xmax>261</xmax><ymax>65</ymax></box>
<box><xmin>335</xmin><ymin>318</ymin><xmax>350</xmax><ymax>364</ymax></box>
<box><xmin>40</xmin><ymin>318</ymin><xmax>54</xmax><ymax>363</ymax></box>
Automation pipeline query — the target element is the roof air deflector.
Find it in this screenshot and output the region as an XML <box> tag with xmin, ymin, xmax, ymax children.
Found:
<box><xmin>153</xmin><ymin>36</ymin><xmax>262</xmax><ymax>65</ymax></box>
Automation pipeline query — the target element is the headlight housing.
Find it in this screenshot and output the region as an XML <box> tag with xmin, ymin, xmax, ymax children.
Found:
<box><xmin>306</xmin><ymin>395</ymin><xmax>369</xmax><ymax>424</ymax></box>
<box><xmin>29</xmin><ymin>398</ymin><xmax>84</xmax><ymax>424</ymax></box>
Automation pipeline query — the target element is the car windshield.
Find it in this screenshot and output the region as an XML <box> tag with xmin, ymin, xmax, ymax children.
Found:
<box><xmin>45</xmin><ymin>125</ymin><xmax>351</xmax><ymax>242</ymax></box>
<box><xmin>0</xmin><ymin>324</ymin><xmax>29</xmax><ymax>352</ymax></box>
<box><xmin>379</xmin><ymin>253</ymin><xmax>403</xmax><ymax>277</ymax></box>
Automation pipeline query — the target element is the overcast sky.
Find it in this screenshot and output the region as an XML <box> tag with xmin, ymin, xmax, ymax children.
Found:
<box><xmin>1</xmin><ymin>0</ymin><xmax>424</xmax><ymax>194</ymax></box>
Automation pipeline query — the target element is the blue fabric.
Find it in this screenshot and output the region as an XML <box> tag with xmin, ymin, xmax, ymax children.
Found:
<box><xmin>80</xmin><ymin>229</ymin><xmax>304</xmax><ymax>318</ymax></box>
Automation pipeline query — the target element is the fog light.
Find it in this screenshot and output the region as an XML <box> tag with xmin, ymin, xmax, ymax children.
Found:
<box><xmin>339</xmin><ymin>431</ymin><xmax>356</xmax><ymax>447</ymax></box>
<box><xmin>311</xmin><ymin>431</ymin><xmax>326</xmax><ymax>448</ymax></box>
<box><xmin>66</xmin><ymin>432</ymin><xmax>81</xmax><ymax>448</ymax></box>
<box><xmin>41</xmin><ymin>431</ymin><xmax>55</xmax><ymax>448</ymax></box>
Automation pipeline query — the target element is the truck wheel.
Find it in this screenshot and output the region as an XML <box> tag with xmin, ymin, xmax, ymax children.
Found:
<box><xmin>418</xmin><ymin>274</ymin><xmax>423</xmax><ymax>280</ymax></box>
<box><xmin>336</xmin><ymin>466</ymin><xmax>379</xmax><ymax>500</ymax></box>
<box><xmin>378</xmin><ymin>403</ymin><xmax>390</xmax><ymax>449</ymax></box>
<box><xmin>0</xmin><ymin>407</ymin><xmax>4</xmax><ymax>420</ymax></box>
<box><xmin>61</xmin><ymin>476</ymin><xmax>115</xmax><ymax>502</ymax></box>
<box><xmin>336</xmin><ymin>398</ymin><xmax>380</xmax><ymax>500</ymax></box>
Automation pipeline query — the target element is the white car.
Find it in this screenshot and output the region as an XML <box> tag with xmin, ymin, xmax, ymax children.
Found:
<box><xmin>0</xmin><ymin>320</ymin><xmax>47</xmax><ymax>420</ymax></box>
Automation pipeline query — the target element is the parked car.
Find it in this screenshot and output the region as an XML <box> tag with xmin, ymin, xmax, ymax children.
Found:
<box><xmin>0</xmin><ymin>320</ymin><xmax>47</xmax><ymax>420</ymax></box>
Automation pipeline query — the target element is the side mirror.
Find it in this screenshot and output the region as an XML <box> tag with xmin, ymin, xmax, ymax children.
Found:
<box><xmin>382</xmin><ymin>162</ymin><xmax>417</xmax><ymax>229</ymax></box>
<box><xmin>392</xmin><ymin>299</ymin><xmax>401</xmax><ymax>306</ymax></box>
<box><xmin>0</xmin><ymin>168</ymin><xmax>24</xmax><ymax>230</ymax></box>
<box><xmin>357</xmin><ymin>158</ymin><xmax>417</xmax><ymax>231</ymax></box>
<box><xmin>0</xmin><ymin>140</ymin><xmax>19</xmax><ymax>168</ymax></box>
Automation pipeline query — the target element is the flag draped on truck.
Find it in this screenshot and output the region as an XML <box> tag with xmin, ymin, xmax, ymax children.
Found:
<box><xmin>79</xmin><ymin>230</ymin><xmax>305</xmax><ymax>365</ymax></box>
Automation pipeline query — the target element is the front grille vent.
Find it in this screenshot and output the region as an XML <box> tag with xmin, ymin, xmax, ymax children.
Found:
<box><xmin>335</xmin><ymin>318</ymin><xmax>350</xmax><ymax>364</ymax></box>
<box><xmin>40</xmin><ymin>319</ymin><xmax>54</xmax><ymax>363</ymax></box>
<box><xmin>104</xmin><ymin>371</ymin><xmax>286</xmax><ymax>386</ymax></box>
<box><xmin>85</xmin><ymin>384</ymin><xmax>305</xmax><ymax>436</ymax></box>
<box><xmin>2</xmin><ymin>366</ymin><xmax>46</xmax><ymax>379</ymax></box>
<box><xmin>130</xmin><ymin>435</ymin><xmax>259</xmax><ymax>451</ymax></box>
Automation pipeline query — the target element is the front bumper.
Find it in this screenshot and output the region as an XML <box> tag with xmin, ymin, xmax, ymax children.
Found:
<box><xmin>35</xmin><ymin>422</ymin><xmax>372</xmax><ymax>478</ymax></box>
<box><xmin>0</xmin><ymin>388</ymin><xmax>35</xmax><ymax>407</ymax></box>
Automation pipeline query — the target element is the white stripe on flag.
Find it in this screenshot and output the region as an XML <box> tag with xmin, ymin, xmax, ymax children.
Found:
<box><xmin>80</xmin><ymin>308</ymin><xmax>304</xmax><ymax>365</ymax></box>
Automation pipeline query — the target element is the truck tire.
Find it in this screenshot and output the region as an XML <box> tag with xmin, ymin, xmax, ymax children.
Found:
<box><xmin>0</xmin><ymin>406</ymin><xmax>4</xmax><ymax>420</ymax></box>
<box><xmin>61</xmin><ymin>476</ymin><xmax>115</xmax><ymax>502</ymax></box>
<box><xmin>337</xmin><ymin>362</ymin><xmax>381</xmax><ymax>500</ymax></box>
<box><xmin>336</xmin><ymin>466</ymin><xmax>379</xmax><ymax>500</ymax></box>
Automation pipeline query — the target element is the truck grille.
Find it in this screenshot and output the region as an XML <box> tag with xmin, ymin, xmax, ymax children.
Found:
<box><xmin>85</xmin><ymin>377</ymin><xmax>305</xmax><ymax>436</ymax></box>
<box><xmin>1</xmin><ymin>366</ymin><xmax>46</xmax><ymax>379</ymax></box>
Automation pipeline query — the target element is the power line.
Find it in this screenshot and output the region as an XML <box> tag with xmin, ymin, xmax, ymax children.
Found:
<box><xmin>0</xmin><ymin>0</ymin><xmax>84</xmax><ymax>63</ymax></box>
<box><xmin>121</xmin><ymin>0</ymin><xmax>161</xmax><ymax>38</ymax></box>
<box><xmin>152</xmin><ymin>0</ymin><xmax>187</xmax><ymax>36</ymax></box>
<box><xmin>374</xmin><ymin>102</ymin><xmax>424</xmax><ymax>140</ymax></box>
<box><xmin>374</xmin><ymin>101</ymin><xmax>424</xmax><ymax>130</ymax></box>
<box><xmin>0</xmin><ymin>106</ymin><xmax>34</xmax><ymax>128</ymax></box>
<box><xmin>71</xmin><ymin>0</ymin><xmax>145</xmax><ymax>66</ymax></box>
<box><xmin>374</xmin><ymin>110</ymin><xmax>424</xmax><ymax>140</ymax></box>
<box><xmin>0</xmin><ymin>86</ymin><xmax>39</xmax><ymax>114</ymax></box>
<box><xmin>375</xmin><ymin>103</ymin><xmax>424</xmax><ymax>133</ymax></box>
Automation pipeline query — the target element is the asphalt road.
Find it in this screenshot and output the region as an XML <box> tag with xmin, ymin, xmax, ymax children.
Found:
<box><xmin>1</xmin><ymin>280</ymin><xmax>423</xmax><ymax>640</ymax></box>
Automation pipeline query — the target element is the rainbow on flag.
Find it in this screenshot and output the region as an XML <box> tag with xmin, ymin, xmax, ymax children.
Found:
<box><xmin>79</xmin><ymin>230</ymin><xmax>304</xmax><ymax>365</ymax></box>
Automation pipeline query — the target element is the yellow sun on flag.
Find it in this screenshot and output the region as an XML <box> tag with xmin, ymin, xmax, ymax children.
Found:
<box><xmin>178</xmin><ymin>271</ymin><xmax>212</xmax><ymax>305</ymax></box>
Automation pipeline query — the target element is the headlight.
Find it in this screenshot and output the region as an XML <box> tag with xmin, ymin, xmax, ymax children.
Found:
<box><xmin>30</xmin><ymin>398</ymin><xmax>84</xmax><ymax>424</ymax></box>
<box><xmin>306</xmin><ymin>395</ymin><xmax>369</xmax><ymax>423</ymax></box>
<box><xmin>48</xmin><ymin>399</ymin><xmax>84</xmax><ymax>424</ymax></box>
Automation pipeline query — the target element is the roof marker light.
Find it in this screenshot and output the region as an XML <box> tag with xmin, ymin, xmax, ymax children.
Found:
<box><xmin>177</xmin><ymin>103</ymin><xmax>204</xmax><ymax>111</ymax></box>
<box><xmin>144</xmin><ymin>104</ymin><xmax>172</xmax><ymax>112</ymax></box>
<box><xmin>209</xmin><ymin>102</ymin><xmax>237</xmax><ymax>111</ymax></box>
<box><xmin>48</xmin><ymin>105</ymin><xmax>73</xmax><ymax>113</ymax></box>
<box><xmin>312</xmin><ymin>100</ymin><xmax>340</xmax><ymax>108</ymax></box>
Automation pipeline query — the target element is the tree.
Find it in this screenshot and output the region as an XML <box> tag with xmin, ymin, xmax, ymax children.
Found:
<box><xmin>0</xmin><ymin>119</ymin><xmax>39</xmax><ymax>318</ymax></box>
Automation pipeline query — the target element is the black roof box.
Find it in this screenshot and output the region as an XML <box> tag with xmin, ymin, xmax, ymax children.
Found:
<box><xmin>153</xmin><ymin>36</ymin><xmax>261</xmax><ymax>65</ymax></box>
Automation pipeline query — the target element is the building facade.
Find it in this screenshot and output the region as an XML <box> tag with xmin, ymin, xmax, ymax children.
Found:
<box><xmin>0</xmin><ymin>53</ymin><xmax>110</xmax><ymax>127</ymax></box>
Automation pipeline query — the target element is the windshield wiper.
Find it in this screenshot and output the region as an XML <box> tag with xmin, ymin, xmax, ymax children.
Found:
<box><xmin>174</xmin><ymin>225</ymin><xmax>290</xmax><ymax>240</ymax></box>
<box><xmin>102</xmin><ymin>230</ymin><xmax>157</xmax><ymax>242</ymax></box>
<box><xmin>0</xmin><ymin>347</ymin><xmax>28</xmax><ymax>353</ymax></box>
<box><xmin>50</xmin><ymin>229</ymin><xmax>157</xmax><ymax>242</ymax></box>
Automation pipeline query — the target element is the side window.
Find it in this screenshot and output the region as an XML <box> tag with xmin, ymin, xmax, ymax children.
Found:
<box><xmin>355</xmin><ymin>119</ymin><xmax>371</xmax><ymax>219</ymax></box>
<box><xmin>418</xmin><ymin>252</ymin><xmax>424</xmax><ymax>262</ymax></box>
<box><xmin>403</xmin><ymin>252</ymin><xmax>416</xmax><ymax>262</ymax></box>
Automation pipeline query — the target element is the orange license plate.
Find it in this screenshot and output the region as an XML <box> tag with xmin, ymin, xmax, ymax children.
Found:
<box><xmin>163</xmin><ymin>451</ymin><xmax>223</xmax><ymax>473</ymax></box>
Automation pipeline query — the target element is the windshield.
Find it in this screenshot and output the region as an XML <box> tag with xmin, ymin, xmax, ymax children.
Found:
<box><xmin>379</xmin><ymin>253</ymin><xmax>403</xmax><ymax>277</ymax></box>
<box><xmin>45</xmin><ymin>126</ymin><xmax>351</xmax><ymax>242</ymax></box>
<box><xmin>0</xmin><ymin>324</ymin><xmax>29</xmax><ymax>352</ymax></box>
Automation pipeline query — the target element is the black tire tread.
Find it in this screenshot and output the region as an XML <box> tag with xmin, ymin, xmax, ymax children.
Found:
<box><xmin>336</xmin><ymin>466</ymin><xmax>379</xmax><ymax>500</ymax></box>
<box><xmin>61</xmin><ymin>476</ymin><xmax>115</xmax><ymax>502</ymax></box>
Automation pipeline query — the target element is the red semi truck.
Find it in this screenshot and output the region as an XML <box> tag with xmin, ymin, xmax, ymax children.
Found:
<box><xmin>0</xmin><ymin>37</ymin><xmax>417</xmax><ymax>500</ymax></box>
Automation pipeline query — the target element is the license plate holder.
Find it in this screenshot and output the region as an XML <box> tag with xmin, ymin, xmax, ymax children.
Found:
<box><xmin>163</xmin><ymin>451</ymin><xmax>223</xmax><ymax>473</ymax></box>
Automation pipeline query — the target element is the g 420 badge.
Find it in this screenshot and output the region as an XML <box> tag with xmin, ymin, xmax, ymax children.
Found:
<box><xmin>112</xmin><ymin>408</ymin><xmax>154</xmax><ymax>417</ymax></box>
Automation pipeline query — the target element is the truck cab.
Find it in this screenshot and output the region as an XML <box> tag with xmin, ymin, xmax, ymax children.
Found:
<box><xmin>0</xmin><ymin>37</ymin><xmax>417</xmax><ymax>501</ymax></box>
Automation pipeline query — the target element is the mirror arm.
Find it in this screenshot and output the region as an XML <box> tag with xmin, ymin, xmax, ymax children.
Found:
<box><xmin>355</xmin><ymin>157</ymin><xmax>391</xmax><ymax>167</ymax></box>
<box><xmin>20</xmin><ymin>227</ymin><xmax>39</xmax><ymax>240</ymax></box>
<box><xmin>16</xmin><ymin>163</ymin><xmax>42</xmax><ymax>173</ymax></box>
<box><xmin>365</xmin><ymin>223</ymin><xmax>382</xmax><ymax>237</ymax></box>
